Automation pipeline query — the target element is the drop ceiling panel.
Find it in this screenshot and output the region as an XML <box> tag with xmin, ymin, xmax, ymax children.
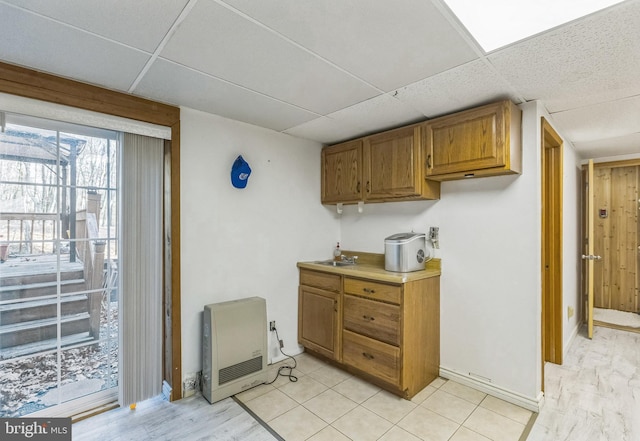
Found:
<box><xmin>550</xmin><ymin>95</ymin><xmax>640</xmax><ymax>143</ymax></box>
<box><xmin>395</xmin><ymin>60</ymin><xmax>521</xmax><ymax>118</ymax></box>
<box><xmin>160</xmin><ymin>0</ymin><xmax>379</xmax><ymax>115</ymax></box>
<box><xmin>3</xmin><ymin>0</ymin><xmax>189</xmax><ymax>52</ymax></box>
<box><xmin>574</xmin><ymin>133</ymin><xmax>640</xmax><ymax>158</ymax></box>
<box><xmin>284</xmin><ymin>117</ymin><xmax>364</xmax><ymax>145</ymax></box>
<box><xmin>573</xmin><ymin>133</ymin><xmax>640</xmax><ymax>158</ymax></box>
<box><xmin>488</xmin><ymin>1</ymin><xmax>640</xmax><ymax>113</ymax></box>
<box><xmin>325</xmin><ymin>93</ymin><xmax>425</xmax><ymax>135</ymax></box>
<box><xmin>0</xmin><ymin>3</ymin><xmax>150</xmax><ymax>91</ymax></box>
<box><xmin>219</xmin><ymin>0</ymin><xmax>479</xmax><ymax>91</ymax></box>
<box><xmin>135</xmin><ymin>60</ymin><xmax>318</xmax><ymax>132</ymax></box>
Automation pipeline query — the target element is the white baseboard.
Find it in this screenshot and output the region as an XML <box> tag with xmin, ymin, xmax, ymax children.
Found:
<box><xmin>439</xmin><ymin>367</ymin><xmax>543</xmax><ymax>412</ymax></box>
<box><xmin>564</xmin><ymin>323</ymin><xmax>580</xmax><ymax>357</ymax></box>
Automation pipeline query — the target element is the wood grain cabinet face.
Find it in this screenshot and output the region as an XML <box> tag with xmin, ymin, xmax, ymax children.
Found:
<box><xmin>321</xmin><ymin>140</ymin><xmax>363</xmax><ymax>204</ymax></box>
<box><xmin>298</xmin><ymin>270</ymin><xmax>341</xmax><ymax>361</ymax></box>
<box><xmin>343</xmin><ymin>294</ymin><xmax>400</xmax><ymax>346</ymax></box>
<box><xmin>321</xmin><ymin>126</ymin><xmax>440</xmax><ymax>205</ymax></box>
<box><xmin>342</xmin><ymin>329</ymin><xmax>400</xmax><ymax>386</ymax></box>
<box><xmin>424</xmin><ymin>100</ymin><xmax>522</xmax><ymax>180</ymax></box>
<box><xmin>298</xmin><ymin>268</ymin><xmax>440</xmax><ymax>399</ymax></box>
<box><xmin>363</xmin><ymin>125</ymin><xmax>422</xmax><ymax>200</ymax></box>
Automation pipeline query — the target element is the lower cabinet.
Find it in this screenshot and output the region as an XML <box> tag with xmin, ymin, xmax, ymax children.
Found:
<box><xmin>298</xmin><ymin>268</ymin><xmax>440</xmax><ymax>399</ymax></box>
<box><xmin>298</xmin><ymin>270</ymin><xmax>341</xmax><ymax>361</ymax></box>
<box><xmin>342</xmin><ymin>329</ymin><xmax>400</xmax><ymax>386</ymax></box>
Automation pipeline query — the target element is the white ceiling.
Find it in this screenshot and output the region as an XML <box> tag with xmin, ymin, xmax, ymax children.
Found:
<box><xmin>1</xmin><ymin>0</ymin><xmax>639</xmax><ymax>158</ymax></box>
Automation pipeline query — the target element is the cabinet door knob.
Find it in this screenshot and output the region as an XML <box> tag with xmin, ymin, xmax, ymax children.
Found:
<box><xmin>362</xmin><ymin>352</ymin><xmax>374</xmax><ymax>360</ymax></box>
<box><xmin>362</xmin><ymin>315</ymin><xmax>375</xmax><ymax>321</ymax></box>
<box><xmin>366</xmin><ymin>181</ymin><xmax>370</xmax><ymax>193</ymax></box>
<box><xmin>363</xmin><ymin>288</ymin><xmax>376</xmax><ymax>294</ymax></box>
<box><xmin>426</xmin><ymin>154</ymin><xmax>432</xmax><ymax>169</ymax></box>
<box><xmin>356</xmin><ymin>181</ymin><xmax>361</xmax><ymax>193</ymax></box>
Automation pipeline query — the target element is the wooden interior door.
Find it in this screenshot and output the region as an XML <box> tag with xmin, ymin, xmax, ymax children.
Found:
<box><xmin>592</xmin><ymin>164</ymin><xmax>639</xmax><ymax>313</ymax></box>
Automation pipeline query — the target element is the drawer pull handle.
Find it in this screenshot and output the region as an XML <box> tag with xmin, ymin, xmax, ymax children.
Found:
<box><xmin>362</xmin><ymin>315</ymin><xmax>375</xmax><ymax>321</ymax></box>
<box><xmin>362</xmin><ymin>352</ymin><xmax>375</xmax><ymax>360</ymax></box>
<box><xmin>363</xmin><ymin>288</ymin><xmax>376</xmax><ymax>294</ymax></box>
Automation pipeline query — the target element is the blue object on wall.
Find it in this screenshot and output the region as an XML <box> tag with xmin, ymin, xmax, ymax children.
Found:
<box><xmin>231</xmin><ymin>155</ymin><xmax>251</xmax><ymax>189</ymax></box>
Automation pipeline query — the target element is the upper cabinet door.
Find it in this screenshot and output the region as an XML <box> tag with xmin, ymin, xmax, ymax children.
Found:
<box><xmin>321</xmin><ymin>139</ymin><xmax>363</xmax><ymax>204</ymax></box>
<box><xmin>424</xmin><ymin>100</ymin><xmax>521</xmax><ymax>180</ymax></box>
<box><xmin>363</xmin><ymin>125</ymin><xmax>422</xmax><ymax>200</ymax></box>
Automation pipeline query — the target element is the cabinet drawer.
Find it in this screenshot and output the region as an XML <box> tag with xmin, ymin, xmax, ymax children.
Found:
<box><xmin>343</xmin><ymin>330</ymin><xmax>400</xmax><ymax>386</ymax></box>
<box><xmin>300</xmin><ymin>269</ymin><xmax>341</xmax><ymax>292</ymax></box>
<box><xmin>344</xmin><ymin>278</ymin><xmax>401</xmax><ymax>304</ymax></box>
<box><xmin>343</xmin><ymin>295</ymin><xmax>400</xmax><ymax>346</ymax></box>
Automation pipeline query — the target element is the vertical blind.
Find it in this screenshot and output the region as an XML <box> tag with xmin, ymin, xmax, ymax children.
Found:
<box><xmin>119</xmin><ymin>133</ymin><xmax>163</xmax><ymax>406</ymax></box>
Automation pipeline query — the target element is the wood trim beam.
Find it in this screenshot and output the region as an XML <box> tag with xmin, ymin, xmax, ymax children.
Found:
<box><xmin>0</xmin><ymin>61</ymin><xmax>179</xmax><ymax>127</ymax></box>
<box><xmin>0</xmin><ymin>61</ymin><xmax>182</xmax><ymax>400</ymax></box>
<box><xmin>170</xmin><ymin>121</ymin><xmax>182</xmax><ymax>400</ymax></box>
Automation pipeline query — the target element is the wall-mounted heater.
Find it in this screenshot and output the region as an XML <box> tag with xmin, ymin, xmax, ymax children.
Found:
<box><xmin>202</xmin><ymin>297</ymin><xmax>268</xmax><ymax>403</ymax></box>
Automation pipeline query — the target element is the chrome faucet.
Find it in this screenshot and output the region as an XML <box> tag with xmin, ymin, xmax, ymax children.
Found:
<box><xmin>340</xmin><ymin>255</ymin><xmax>358</xmax><ymax>264</ymax></box>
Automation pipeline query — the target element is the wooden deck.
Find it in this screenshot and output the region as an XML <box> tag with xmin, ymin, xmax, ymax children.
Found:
<box><xmin>0</xmin><ymin>253</ymin><xmax>84</xmax><ymax>283</ymax></box>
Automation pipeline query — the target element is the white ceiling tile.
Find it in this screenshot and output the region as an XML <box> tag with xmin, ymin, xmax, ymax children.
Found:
<box><xmin>134</xmin><ymin>60</ymin><xmax>318</xmax><ymax>132</ymax></box>
<box><xmin>3</xmin><ymin>0</ymin><xmax>189</xmax><ymax>52</ymax></box>
<box><xmin>160</xmin><ymin>0</ymin><xmax>378</xmax><ymax>115</ymax></box>
<box><xmin>326</xmin><ymin>94</ymin><xmax>426</xmax><ymax>134</ymax></box>
<box><xmin>572</xmin><ymin>133</ymin><xmax>640</xmax><ymax>159</ymax></box>
<box><xmin>0</xmin><ymin>3</ymin><xmax>150</xmax><ymax>91</ymax></box>
<box><xmin>395</xmin><ymin>60</ymin><xmax>521</xmax><ymax>118</ymax></box>
<box><xmin>549</xmin><ymin>95</ymin><xmax>640</xmax><ymax>143</ymax></box>
<box><xmin>219</xmin><ymin>0</ymin><xmax>479</xmax><ymax>91</ymax></box>
<box><xmin>488</xmin><ymin>1</ymin><xmax>640</xmax><ymax>113</ymax></box>
<box><xmin>284</xmin><ymin>117</ymin><xmax>364</xmax><ymax>145</ymax></box>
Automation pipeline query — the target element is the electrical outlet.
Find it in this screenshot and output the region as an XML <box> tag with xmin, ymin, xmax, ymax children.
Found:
<box><xmin>429</xmin><ymin>226</ymin><xmax>440</xmax><ymax>249</ymax></box>
<box><xmin>183</xmin><ymin>373</ymin><xmax>197</xmax><ymax>397</ymax></box>
<box><xmin>568</xmin><ymin>306</ymin><xmax>575</xmax><ymax>319</ymax></box>
<box><xmin>270</xmin><ymin>321</ymin><xmax>276</xmax><ymax>331</ymax></box>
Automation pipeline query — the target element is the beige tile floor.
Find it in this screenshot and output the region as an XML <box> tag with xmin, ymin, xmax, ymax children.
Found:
<box><xmin>236</xmin><ymin>354</ymin><xmax>534</xmax><ymax>441</ymax></box>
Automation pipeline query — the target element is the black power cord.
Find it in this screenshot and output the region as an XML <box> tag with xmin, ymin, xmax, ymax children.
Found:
<box><xmin>264</xmin><ymin>326</ymin><xmax>298</xmax><ymax>385</ymax></box>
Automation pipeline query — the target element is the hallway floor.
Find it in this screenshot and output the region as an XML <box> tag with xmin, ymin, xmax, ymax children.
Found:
<box><xmin>528</xmin><ymin>326</ymin><xmax>640</xmax><ymax>440</ymax></box>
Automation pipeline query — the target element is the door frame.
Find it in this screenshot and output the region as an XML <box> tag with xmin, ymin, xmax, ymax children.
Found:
<box><xmin>541</xmin><ymin>117</ymin><xmax>563</xmax><ymax>383</ymax></box>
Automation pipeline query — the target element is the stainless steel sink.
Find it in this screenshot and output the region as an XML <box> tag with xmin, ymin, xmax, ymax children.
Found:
<box><xmin>314</xmin><ymin>260</ymin><xmax>356</xmax><ymax>267</ymax></box>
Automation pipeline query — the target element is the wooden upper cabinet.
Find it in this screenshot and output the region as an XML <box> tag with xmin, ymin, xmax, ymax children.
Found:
<box><xmin>321</xmin><ymin>140</ymin><xmax>363</xmax><ymax>204</ymax></box>
<box><xmin>321</xmin><ymin>126</ymin><xmax>440</xmax><ymax>204</ymax></box>
<box><xmin>363</xmin><ymin>125</ymin><xmax>422</xmax><ymax>200</ymax></box>
<box><xmin>424</xmin><ymin>100</ymin><xmax>522</xmax><ymax>180</ymax></box>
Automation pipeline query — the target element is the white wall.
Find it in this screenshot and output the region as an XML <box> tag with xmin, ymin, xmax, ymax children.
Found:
<box><xmin>179</xmin><ymin>107</ymin><xmax>340</xmax><ymax>379</ymax></box>
<box><xmin>179</xmin><ymin>101</ymin><xmax>583</xmax><ymax>406</ymax></box>
<box><xmin>341</xmin><ymin>102</ymin><xmax>543</xmax><ymax>403</ymax></box>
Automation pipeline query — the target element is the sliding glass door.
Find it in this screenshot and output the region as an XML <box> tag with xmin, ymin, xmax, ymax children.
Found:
<box><xmin>0</xmin><ymin>113</ymin><xmax>119</xmax><ymax>417</ymax></box>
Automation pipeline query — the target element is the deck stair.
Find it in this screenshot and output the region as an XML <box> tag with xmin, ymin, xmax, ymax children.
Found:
<box><xmin>0</xmin><ymin>261</ymin><xmax>93</xmax><ymax>358</ymax></box>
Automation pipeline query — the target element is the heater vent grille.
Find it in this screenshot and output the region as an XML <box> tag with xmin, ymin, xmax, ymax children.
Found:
<box><xmin>219</xmin><ymin>356</ymin><xmax>263</xmax><ymax>385</ymax></box>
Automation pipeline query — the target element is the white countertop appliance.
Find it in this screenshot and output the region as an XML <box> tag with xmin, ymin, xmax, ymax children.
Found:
<box><xmin>384</xmin><ymin>232</ymin><xmax>427</xmax><ymax>272</ymax></box>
